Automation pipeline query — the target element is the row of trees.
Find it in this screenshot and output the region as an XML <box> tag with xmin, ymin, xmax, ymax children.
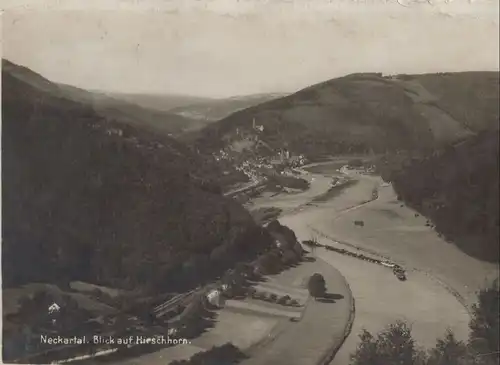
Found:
<box><xmin>350</xmin><ymin>279</ymin><xmax>500</xmax><ymax>365</ymax></box>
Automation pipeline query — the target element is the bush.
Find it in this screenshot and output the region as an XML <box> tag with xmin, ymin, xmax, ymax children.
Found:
<box><xmin>289</xmin><ymin>299</ymin><xmax>299</xmax><ymax>307</ymax></box>
<box><xmin>292</xmin><ymin>242</ymin><xmax>305</xmax><ymax>257</ymax></box>
<box><xmin>468</xmin><ymin>280</ymin><xmax>500</xmax><ymax>364</ymax></box>
<box><xmin>277</xmin><ymin>295</ymin><xmax>291</xmax><ymax>305</ymax></box>
<box><xmin>308</xmin><ymin>273</ymin><xmax>326</xmax><ymax>299</ymax></box>
<box><xmin>262</xmin><ymin>293</ymin><xmax>274</xmax><ymax>302</ymax></box>
<box><xmin>256</xmin><ymin>251</ymin><xmax>283</xmax><ymax>275</ymax></box>
<box><xmin>427</xmin><ymin>330</ymin><xmax>469</xmax><ymax>365</ymax></box>
<box><xmin>269</xmin><ymin>293</ymin><xmax>278</xmax><ymax>302</ymax></box>
<box><xmin>282</xmin><ymin>249</ymin><xmax>299</xmax><ymax>265</ymax></box>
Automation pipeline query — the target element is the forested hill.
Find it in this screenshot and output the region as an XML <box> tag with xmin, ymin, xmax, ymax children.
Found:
<box><xmin>2</xmin><ymin>59</ymin><xmax>204</xmax><ymax>136</ymax></box>
<box><xmin>188</xmin><ymin>72</ymin><xmax>499</xmax><ymax>159</ymax></box>
<box><xmin>1</xmin><ymin>59</ymin><xmax>262</xmax><ymax>291</ymax></box>
<box><xmin>379</xmin><ymin>130</ymin><xmax>499</xmax><ymax>262</ymax></box>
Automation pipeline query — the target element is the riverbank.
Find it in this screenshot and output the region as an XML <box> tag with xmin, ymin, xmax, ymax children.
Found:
<box><xmin>276</xmin><ymin>163</ymin><xmax>482</xmax><ymax>363</ymax></box>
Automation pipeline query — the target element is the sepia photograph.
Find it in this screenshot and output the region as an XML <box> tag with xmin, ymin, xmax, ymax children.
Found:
<box><xmin>1</xmin><ymin>0</ymin><xmax>499</xmax><ymax>364</ymax></box>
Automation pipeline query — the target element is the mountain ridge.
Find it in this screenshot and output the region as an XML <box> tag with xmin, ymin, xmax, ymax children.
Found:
<box><xmin>188</xmin><ymin>71</ymin><xmax>499</xmax><ymax>159</ymax></box>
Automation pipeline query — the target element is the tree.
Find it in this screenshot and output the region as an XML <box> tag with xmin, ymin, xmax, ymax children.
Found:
<box><xmin>307</xmin><ymin>273</ymin><xmax>326</xmax><ymax>299</ymax></box>
<box><xmin>350</xmin><ymin>321</ymin><xmax>423</xmax><ymax>365</ymax></box>
<box><xmin>281</xmin><ymin>249</ymin><xmax>299</xmax><ymax>266</ymax></box>
<box><xmin>234</xmin><ymin>262</ymin><xmax>252</xmax><ymax>276</ymax></box>
<box><xmin>350</xmin><ymin>330</ymin><xmax>380</xmax><ymax>365</ymax></box>
<box><xmin>468</xmin><ymin>279</ymin><xmax>500</xmax><ymax>365</ymax></box>
<box><xmin>277</xmin><ymin>295</ymin><xmax>291</xmax><ymax>305</ymax></box>
<box><xmin>427</xmin><ymin>330</ymin><xmax>469</xmax><ymax>365</ymax></box>
<box><xmin>209</xmin><ymin>244</ymin><xmax>231</xmax><ymax>266</ymax></box>
<box><xmin>222</xmin><ymin>271</ymin><xmax>247</xmax><ymax>296</ymax></box>
<box><xmin>256</xmin><ymin>251</ymin><xmax>282</xmax><ymax>275</ymax></box>
<box><xmin>183</xmin><ymin>254</ymin><xmax>211</xmax><ymax>285</ymax></box>
<box><xmin>376</xmin><ymin>321</ymin><xmax>419</xmax><ymax>365</ymax></box>
<box><xmin>293</xmin><ymin>241</ymin><xmax>305</xmax><ymax>258</ymax></box>
<box><xmin>32</xmin><ymin>291</ymin><xmax>50</xmax><ymax>307</ymax></box>
<box><xmin>266</xmin><ymin>219</ymin><xmax>283</xmax><ymax>233</ymax></box>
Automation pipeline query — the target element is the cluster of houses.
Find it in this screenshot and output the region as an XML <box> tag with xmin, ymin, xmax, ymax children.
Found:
<box><xmin>214</xmin><ymin>146</ymin><xmax>307</xmax><ymax>188</ymax></box>
<box><xmin>213</xmin><ymin>117</ymin><xmax>310</xmax><ymax>189</ymax></box>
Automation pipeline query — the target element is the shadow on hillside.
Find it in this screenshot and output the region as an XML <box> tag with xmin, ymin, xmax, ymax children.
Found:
<box><xmin>440</xmin><ymin>230</ymin><xmax>499</xmax><ymax>264</ymax></box>
<box><xmin>316</xmin><ymin>292</ymin><xmax>344</xmax><ymax>304</ymax></box>
<box><xmin>405</xmin><ymin>202</ymin><xmax>499</xmax><ymax>263</ymax></box>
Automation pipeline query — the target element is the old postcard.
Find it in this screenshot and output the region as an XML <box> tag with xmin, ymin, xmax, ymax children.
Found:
<box><xmin>1</xmin><ymin>0</ymin><xmax>499</xmax><ymax>364</ymax></box>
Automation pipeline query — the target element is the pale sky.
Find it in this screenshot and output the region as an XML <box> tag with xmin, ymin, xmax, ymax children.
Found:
<box><xmin>2</xmin><ymin>0</ymin><xmax>499</xmax><ymax>97</ymax></box>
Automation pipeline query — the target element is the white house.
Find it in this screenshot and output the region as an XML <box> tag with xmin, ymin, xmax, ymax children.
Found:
<box><xmin>252</xmin><ymin>118</ymin><xmax>264</xmax><ymax>133</ymax></box>
<box><xmin>206</xmin><ymin>289</ymin><xmax>226</xmax><ymax>308</ymax></box>
<box><xmin>48</xmin><ymin>302</ymin><xmax>60</xmax><ymax>314</ymax></box>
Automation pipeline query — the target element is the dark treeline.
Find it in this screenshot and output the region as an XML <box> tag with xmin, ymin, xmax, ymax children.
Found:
<box><xmin>378</xmin><ymin>130</ymin><xmax>499</xmax><ymax>262</ymax></box>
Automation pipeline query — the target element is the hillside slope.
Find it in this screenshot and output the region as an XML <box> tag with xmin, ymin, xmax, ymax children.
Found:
<box><xmin>189</xmin><ymin>72</ymin><xmax>499</xmax><ymax>159</ymax></box>
<box><xmin>104</xmin><ymin>92</ymin><xmax>214</xmax><ymax>113</ymax></box>
<box><xmin>169</xmin><ymin>93</ymin><xmax>288</xmax><ymax>121</ymax></box>
<box><xmin>2</xmin><ymin>60</ymin><xmax>260</xmax><ymax>292</ymax></box>
<box><xmin>2</xmin><ymin>60</ymin><xmax>202</xmax><ymax>136</ymax></box>
<box><xmin>378</xmin><ymin>130</ymin><xmax>499</xmax><ymax>262</ymax></box>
